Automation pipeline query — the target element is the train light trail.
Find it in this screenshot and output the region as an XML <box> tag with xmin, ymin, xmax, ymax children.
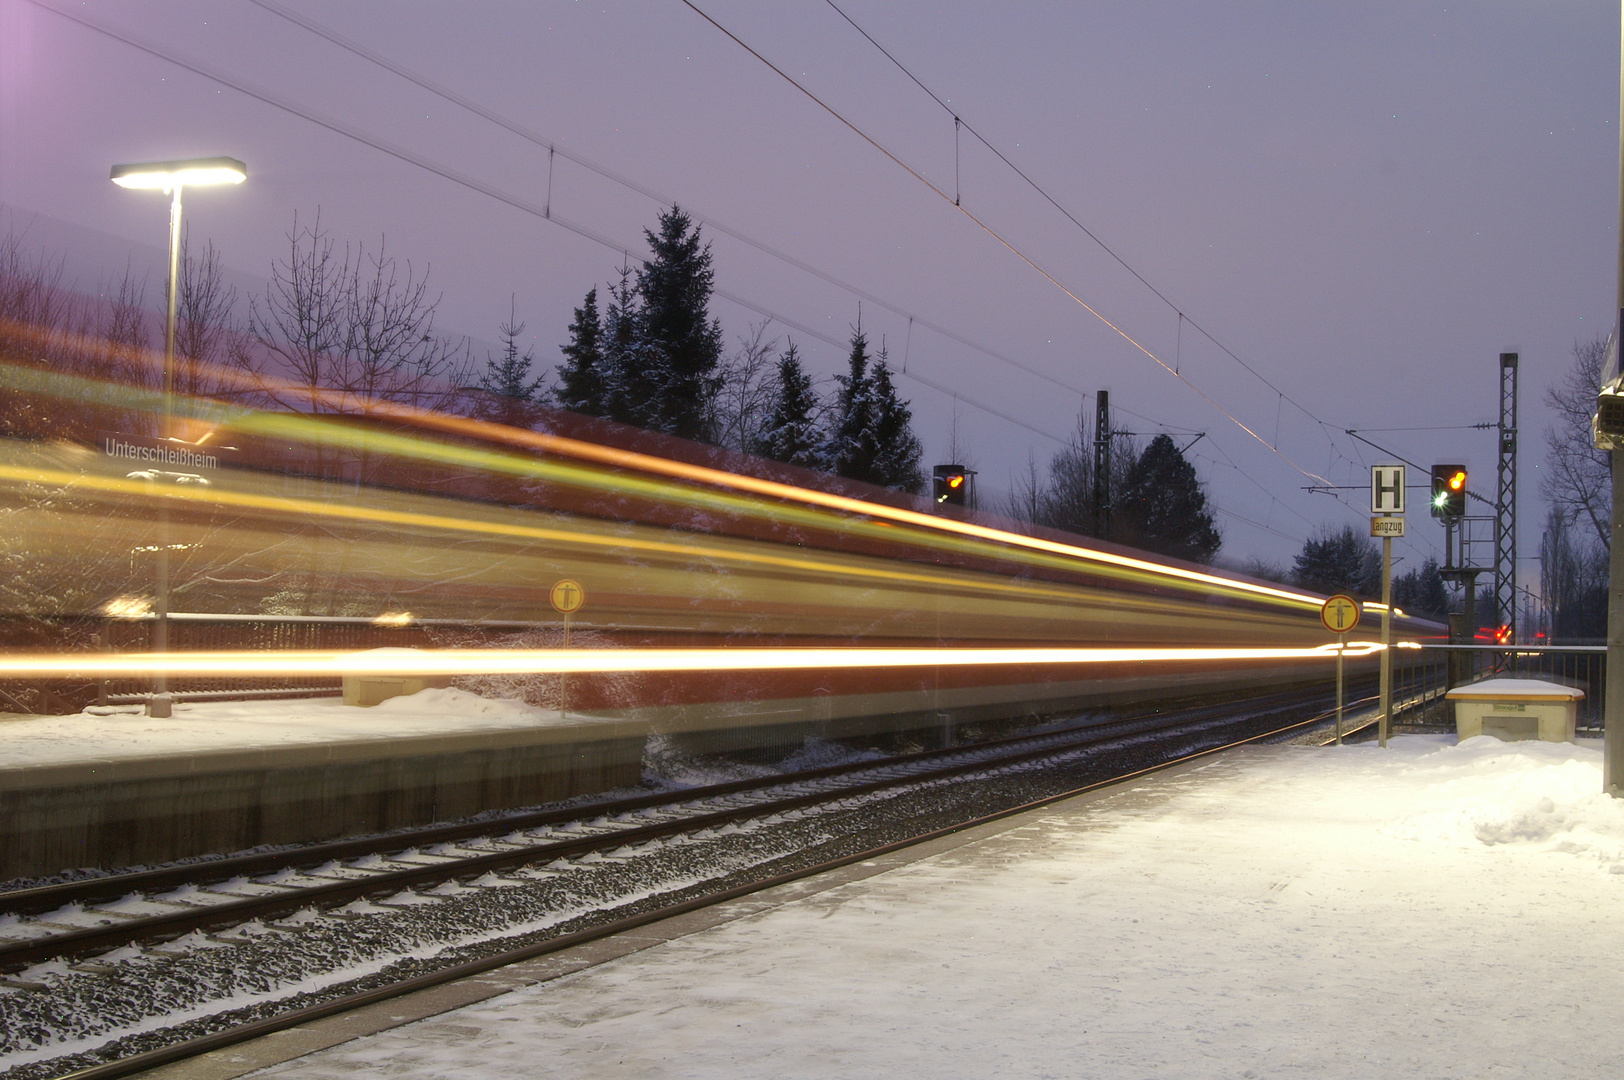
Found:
<box><xmin>0</xmin><ymin>357</ymin><xmax>1330</xmax><ymax>614</ymax></box>
<box><xmin>0</xmin><ymin>644</ymin><xmax>1390</xmax><ymax>680</ymax></box>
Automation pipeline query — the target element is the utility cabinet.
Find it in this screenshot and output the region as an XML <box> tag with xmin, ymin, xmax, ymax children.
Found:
<box><xmin>1445</xmin><ymin>678</ymin><xmax>1583</xmax><ymax>743</ymax></box>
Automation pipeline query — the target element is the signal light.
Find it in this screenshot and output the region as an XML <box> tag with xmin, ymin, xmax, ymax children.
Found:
<box><xmin>933</xmin><ymin>464</ymin><xmax>969</xmax><ymax>507</ymax></box>
<box><xmin>1430</xmin><ymin>463</ymin><xmax>1466</xmax><ymax>519</ymax></box>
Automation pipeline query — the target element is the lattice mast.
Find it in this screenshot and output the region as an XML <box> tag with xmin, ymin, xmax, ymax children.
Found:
<box><xmin>1494</xmin><ymin>352</ymin><xmax>1518</xmax><ymax>639</ymax></box>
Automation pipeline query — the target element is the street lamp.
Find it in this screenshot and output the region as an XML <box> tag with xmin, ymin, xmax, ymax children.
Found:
<box><xmin>110</xmin><ymin>156</ymin><xmax>246</xmax><ymax>717</ymax></box>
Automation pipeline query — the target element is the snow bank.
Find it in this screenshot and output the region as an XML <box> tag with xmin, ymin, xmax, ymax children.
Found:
<box><xmin>0</xmin><ymin>688</ymin><xmax>601</xmax><ymax>769</ymax></box>
<box><xmin>1380</xmin><ymin>735</ymin><xmax>1624</xmax><ymax>868</ymax></box>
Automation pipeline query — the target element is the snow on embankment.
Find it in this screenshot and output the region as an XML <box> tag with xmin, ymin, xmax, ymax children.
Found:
<box><xmin>1379</xmin><ymin>735</ymin><xmax>1624</xmax><ymax>869</ymax></box>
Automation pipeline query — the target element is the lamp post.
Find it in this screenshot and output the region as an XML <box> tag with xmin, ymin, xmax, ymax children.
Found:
<box><xmin>110</xmin><ymin>156</ymin><xmax>245</xmax><ymax>717</ymax></box>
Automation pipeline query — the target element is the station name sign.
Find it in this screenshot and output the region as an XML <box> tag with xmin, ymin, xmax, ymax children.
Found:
<box><xmin>103</xmin><ymin>435</ymin><xmax>220</xmax><ymax>472</ymax></box>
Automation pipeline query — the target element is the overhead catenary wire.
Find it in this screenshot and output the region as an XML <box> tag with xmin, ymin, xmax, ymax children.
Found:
<box><xmin>819</xmin><ymin>1</ymin><xmax>1363</xmax><ymax>457</ymax></box>
<box><xmin>28</xmin><ymin>0</ymin><xmax>1066</xmax><ymax>446</ymax></box>
<box><xmin>681</xmin><ymin>0</ymin><xmax>1336</xmax><ymax>489</ymax></box>
<box><xmin>241</xmin><ymin>0</ymin><xmax>1092</xmax><ymax>406</ymax></box>
<box><xmin>817</xmin><ymin>1</ymin><xmax>1469</xmax><ymax>572</ymax></box>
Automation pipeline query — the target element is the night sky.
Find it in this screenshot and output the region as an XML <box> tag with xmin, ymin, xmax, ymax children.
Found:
<box><xmin>0</xmin><ymin>0</ymin><xmax>1616</xmax><ymax>580</ymax></box>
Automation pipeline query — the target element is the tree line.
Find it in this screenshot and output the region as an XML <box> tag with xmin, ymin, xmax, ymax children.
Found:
<box><xmin>2</xmin><ymin>203</ymin><xmax>1240</xmax><ymax>567</ymax></box>
<box><xmin>1004</xmin><ymin>408</ymin><xmax>1222</xmax><ymax>565</ymax></box>
<box><xmin>548</xmin><ymin>207</ymin><xmax>924</xmax><ymax>492</ymax></box>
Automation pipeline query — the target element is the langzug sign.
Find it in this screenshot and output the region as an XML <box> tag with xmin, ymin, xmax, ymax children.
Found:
<box><xmin>103</xmin><ymin>435</ymin><xmax>220</xmax><ymax>472</ymax></box>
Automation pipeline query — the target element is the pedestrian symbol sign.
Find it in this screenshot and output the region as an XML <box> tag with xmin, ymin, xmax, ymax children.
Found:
<box><xmin>550</xmin><ymin>579</ymin><xmax>585</xmax><ymax>614</ymax></box>
<box><xmin>1321</xmin><ymin>594</ymin><xmax>1361</xmax><ymax>634</ymax></box>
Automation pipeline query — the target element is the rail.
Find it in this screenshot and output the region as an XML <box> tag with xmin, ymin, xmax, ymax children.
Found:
<box><xmin>1404</xmin><ymin>644</ymin><xmax>1606</xmax><ymax>732</ymax></box>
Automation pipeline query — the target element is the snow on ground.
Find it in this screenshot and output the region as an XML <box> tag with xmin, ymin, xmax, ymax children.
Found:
<box><xmin>251</xmin><ymin>735</ymin><xmax>1624</xmax><ymax>1080</ymax></box>
<box><xmin>0</xmin><ymin>689</ymin><xmax>598</xmax><ymax>769</ymax></box>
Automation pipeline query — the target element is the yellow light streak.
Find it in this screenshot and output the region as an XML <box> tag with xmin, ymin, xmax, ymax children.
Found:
<box><xmin>0</xmin><ymin>355</ymin><xmax>1328</xmax><ymax>613</ymax></box>
<box><xmin>0</xmin><ymin>462</ymin><xmax>1090</xmax><ymax>606</ymax></box>
<box><xmin>0</xmin><ymin>645</ymin><xmax>1376</xmax><ymax>679</ymax></box>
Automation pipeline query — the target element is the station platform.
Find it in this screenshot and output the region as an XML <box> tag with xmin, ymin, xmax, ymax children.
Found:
<box><xmin>0</xmin><ymin>690</ymin><xmax>645</xmax><ymax>880</ymax></box>
<box><xmin>146</xmin><ymin>733</ymin><xmax>1623</xmax><ymax>1080</ymax></box>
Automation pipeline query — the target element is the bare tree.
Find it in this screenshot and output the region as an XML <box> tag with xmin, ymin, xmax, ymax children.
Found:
<box><xmin>247</xmin><ymin>212</ymin><xmax>350</xmax><ymax>415</ymax></box>
<box><xmin>0</xmin><ymin>228</ymin><xmax>74</xmax><ymax>440</ymax></box>
<box><xmin>1541</xmin><ymin>505</ymin><xmax>1608</xmax><ymax>641</ymax></box>
<box><xmin>344</xmin><ymin>238</ymin><xmax>472</xmax><ymax>414</ymax></box>
<box><xmin>708</xmin><ymin>320</ymin><xmax>779</xmax><ymax>454</ymax></box>
<box><xmin>248</xmin><ymin>212</ymin><xmax>471</xmax><ymax>417</ymax></box>
<box><xmin>1003</xmin><ymin>451</ymin><xmax>1045</xmax><ymax>529</ymax></box>
<box><xmin>173</xmin><ymin>229</ymin><xmax>248</xmax><ymax>402</ymax></box>
<box><xmin>1545</xmin><ymin>335</ymin><xmax>1611</xmax><ymax>551</ymax></box>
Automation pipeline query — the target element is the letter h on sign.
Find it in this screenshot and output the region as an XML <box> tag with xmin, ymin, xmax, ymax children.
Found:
<box><xmin>1371</xmin><ymin>465</ymin><xmax>1405</xmax><ymax>515</ymax></box>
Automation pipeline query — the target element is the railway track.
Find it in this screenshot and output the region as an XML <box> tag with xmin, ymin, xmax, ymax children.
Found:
<box><xmin>0</xmin><ymin>686</ymin><xmax>1402</xmax><ymax>1080</ymax></box>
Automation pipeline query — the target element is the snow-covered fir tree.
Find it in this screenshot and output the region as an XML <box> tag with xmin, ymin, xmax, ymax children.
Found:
<box><xmin>827</xmin><ymin>325</ymin><xmax>878</xmax><ymax>483</ymax></box>
<box><xmin>823</xmin><ymin>327</ymin><xmax>924</xmax><ymax>492</ymax></box>
<box><xmin>555</xmin><ymin>286</ymin><xmax>606</xmax><ymax>416</ymax></box>
<box><xmin>598</xmin><ymin>266</ymin><xmax>640</xmax><ymax>426</ymax></box>
<box><xmin>625</xmin><ymin>206</ymin><xmax>722</xmax><ymax>441</ymax></box>
<box><xmin>757</xmin><ymin>341</ymin><xmax>825</xmax><ymax>469</ymax></box>
<box><xmin>866</xmin><ymin>347</ymin><xmax>924</xmax><ymax>493</ymax></box>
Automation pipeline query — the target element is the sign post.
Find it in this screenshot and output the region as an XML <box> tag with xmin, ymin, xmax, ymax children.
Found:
<box><xmin>550</xmin><ymin>579</ymin><xmax>585</xmax><ymax>717</ymax></box>
<box><xmin>1371</xmin><ymin>465</ymin><xmax>1405</xmax><ymax>748</ymax></box>
<box><xmin>1322</xmin><ymin>594</ymin><xmax>1362</xmax><ymax>745</ymax></box>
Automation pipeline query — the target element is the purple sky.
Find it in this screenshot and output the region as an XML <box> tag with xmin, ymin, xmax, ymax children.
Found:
<box><xmin>0</xmin><ymin>0</ymin><xmax>1616</xmax><ymax>583</ymax></box>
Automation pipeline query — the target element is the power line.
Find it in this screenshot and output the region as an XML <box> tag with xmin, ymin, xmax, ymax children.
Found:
<box><xmin>243</xmin><ymin>0</ymin><xmax>1091</xmax><ymax>407</ymax></box>
<box><xmin>680</xmin><ymin>0</ymin><xmax>1336</xmax><ymax>489</ymax></box>
<box><xmin>30</xmin><ymin>0</ymin><xmax>1066</xmax><ymax>445</ymax></box>
<box><xmin>822</xmin><ymin>0</ymin><xmax>1328</xmax><ymax>432</ymax></box>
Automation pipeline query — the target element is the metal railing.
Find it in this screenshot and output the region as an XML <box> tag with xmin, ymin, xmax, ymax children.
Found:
<box><xmin>1397</xmin><ymin>645</ymin><xmax>1606</xmax><ymax>733</ymax></box>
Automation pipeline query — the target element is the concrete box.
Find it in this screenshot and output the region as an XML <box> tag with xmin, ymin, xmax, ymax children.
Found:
<box><xmin>342</xmin><ymin>673</ymin><xmax>454</xmax><ymax>707</ymax></box>
<box><xmin>1445</xmin><ymin>678</ymin><xmax>1583</xmax><ymax>743</ymax></box>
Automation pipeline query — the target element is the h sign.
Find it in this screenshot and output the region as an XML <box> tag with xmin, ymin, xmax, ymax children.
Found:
<box><xmin>1371</xmin><ymin>465</ymin><xmax>1405</xmax><ymax>515</ymax></box>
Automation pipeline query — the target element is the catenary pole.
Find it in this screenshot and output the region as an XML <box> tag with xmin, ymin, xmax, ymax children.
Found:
<box><xmin>1379</xmin><ymin>535</ymin><xmax>1393</xmax><ymax>748</ymax></box>
<box><xmin>1608</xmin><ymin>0</ymin><xmax>1624</xmax><ymax>796</ymax></box>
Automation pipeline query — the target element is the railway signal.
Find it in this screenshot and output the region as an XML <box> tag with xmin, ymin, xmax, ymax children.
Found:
<box><xmin>933</xmin><ymin>464</ymin><xmax>969</xmax><ymax>507</ymax></box>
<box><xmin>1430</xmin><ymin>464</ymin><xmax>1467</xmax><ymax>519</ymax></box>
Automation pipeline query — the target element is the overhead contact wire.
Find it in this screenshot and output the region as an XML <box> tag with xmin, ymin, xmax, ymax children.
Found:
<box><xmin>822</xmin><ymin>0</ymin><xmax>1333</xmax><ymax>442</ymax></box>
<box><xmin>680</xmin><ymin>0</ymin><xmax>1334</xmax><ymax>487</ymax></box>
<box><xmin>27</xmin><ymin>0</ymin><xmax>1061</xmax><ymax>444</ymax></box>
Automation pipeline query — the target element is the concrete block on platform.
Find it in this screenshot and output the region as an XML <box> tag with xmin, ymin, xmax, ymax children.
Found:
<box><xmin>342</xmin><ymin>674</ymin><xmax>454</xmax><ymax>707</ymax></box>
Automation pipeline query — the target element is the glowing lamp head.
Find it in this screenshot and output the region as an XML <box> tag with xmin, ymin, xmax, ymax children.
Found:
<box><xmin>111</xmin><ymin>156</ymin><xmax>247</xmax><ymax>192</ymax></box>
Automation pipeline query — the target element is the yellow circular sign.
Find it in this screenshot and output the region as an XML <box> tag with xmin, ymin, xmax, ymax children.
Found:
<box><xmin>549</xmin><ymin>579</ymin><xmax>585</xmax><ymax>614</ymax></box>
<box><xmin>1321</xmin><ymin>594</ymin><xmax>1361</xmax><ymax>634</ymax></box>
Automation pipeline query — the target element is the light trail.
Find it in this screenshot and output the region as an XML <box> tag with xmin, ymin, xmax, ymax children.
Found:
<box><xmin>0</xmin><ymin>354</ymin><xmax>1330</xmax><ymax>612</ymax></box>
<box><xmin>0</xmin><ymin>644</ymin><xmax>1394</xmax><ymax>679</ymax></box>
<box><xmin>0</xmin><ymin>462</ymin><xmax>1130</xmax><ymax>610</ymax></box>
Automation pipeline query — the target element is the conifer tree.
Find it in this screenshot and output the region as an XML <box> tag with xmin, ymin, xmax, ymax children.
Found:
<box><xmin>477</xmin><ymin>297</ymin><xmax>545</xmax><ymax>428</ymax></box>
<box><xmin>758</xmin><ymin>341</ymin><xmax>825</xmax><ymax>468</ymax></box>
<box><xmin>599</xmin><ymin>266</ymin><xmax>640</xmax><ymax>426</ymax></box>
<box><xmin>828</xmin><ymin>326</ymin><xmax>878</xmax><ymax>483</ymax></box>
<box><xmin>1292</xmin><ymin>524</ymin><xmax>1378</xmax><ymax>596</ymax></box>
<box><xmin>1116</xmin><ymin>434</ymin><xmax>1221</xmax><ymax>562</ymax></box>
<box><xmin>867</xmin><ymin>348</ymin><xmax>924</xmax><ymax>493</ymax></box>
<box><xmin>630</xmin><ymin>206</ymin><xmax>722</xmax><ymax>441</ymax></box>
<box><xmin>555</xmin><ymin>286</ymin><xmax>606</xmax><ymax>416</ymax></box>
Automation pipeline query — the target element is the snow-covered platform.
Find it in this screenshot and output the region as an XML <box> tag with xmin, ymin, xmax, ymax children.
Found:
<box><xmin>174</xmin><ymin>734</ymin><xmax>1624</xmax><ymax>1080</ymax></box>
<box><xmin>0</xmin><ymin>691</ymin><xmax>646</xmax><ymax>880</ymax></box>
